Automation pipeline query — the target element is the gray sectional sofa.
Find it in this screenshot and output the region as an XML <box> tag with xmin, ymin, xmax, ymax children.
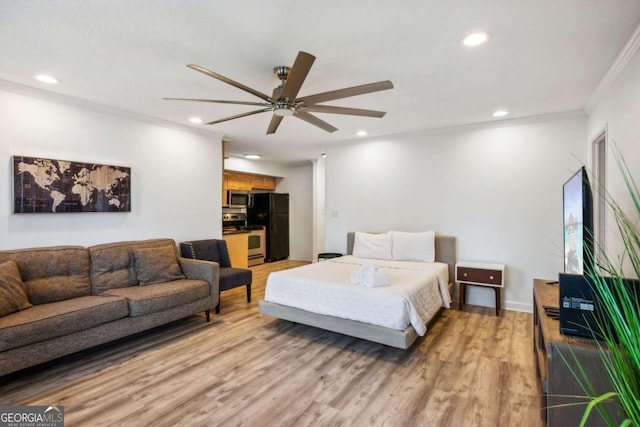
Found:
<box><xmin>0</xmin><ymin>238</ymin><xmax>219</xmax><ymax>377</ymax></box>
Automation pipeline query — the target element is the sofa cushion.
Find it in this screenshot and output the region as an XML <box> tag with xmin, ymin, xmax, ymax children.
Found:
<box><xmin>0</xmin><ymin>295</ymin><xmax>129</xmax><ymax>352</ymax></box>
<box><xmin>0</xmin><ymin>261</ymin><xmax>32</xmax><ymax>317</ymax></box>
<box><xmin>101</xmin><ymin>279</ymin><xmax>209</xmax><ymax>317</ymax></box>
<box><xmin>133</xmin><ymin>245</ymin><xmax>185</xmax><ymax>285</ymax></box>
<box><xmin>0</xmin><ymin>246</ymin><xmax>91</xmax><ymax>304</ymax></box>
<box><xmin>88</xmin><ymin>239</ymin><xmax>181</xmax><ymax>294</ymax></box>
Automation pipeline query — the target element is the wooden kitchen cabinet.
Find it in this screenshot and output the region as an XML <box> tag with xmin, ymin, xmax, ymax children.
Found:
<box><xmin>222</xmin><ymin>232</ymin><xmax>249</xmax><ymax>269</ymax></box>
<box><xmin>227</xmin><ymin>173</ymin><xmax>252</xmax><ymax>191</ymax></box>
<box><xmin>251</xmin><ymin>175</ymin><xmax>276</xmax><ymax>190</ymax></box>
<box><xmin>222</xmin><ymin>173</ymin><xmax>229</xmax><ymax>205</ymax></box>
<box><xmin>224</xmin><ymin>171</ymin><xmax>277</xmax><ymax>192</ymax></box>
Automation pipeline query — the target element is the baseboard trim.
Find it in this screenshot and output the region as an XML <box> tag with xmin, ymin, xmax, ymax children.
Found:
<box><xmin>452</xmin><ymin>298</ymin><xmax>533</xmax><ymax>314</ymax></box>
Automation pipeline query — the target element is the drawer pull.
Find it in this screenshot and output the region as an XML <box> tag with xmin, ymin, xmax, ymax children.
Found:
<box><xmin>490</xmin><ymin>275</ymin><xmax>494</xmax><ymax>280</ymax></box>
<box><xmin>463</xmin><ymin>273</ymin><xmax>467</xmax><ymax>277</ymax></box>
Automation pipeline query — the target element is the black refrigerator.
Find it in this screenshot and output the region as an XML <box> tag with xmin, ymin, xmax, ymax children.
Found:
<box><xmin>248</xmin><ymin>193</ymin><xmax>289</xmax><ymax>262</ymax></box>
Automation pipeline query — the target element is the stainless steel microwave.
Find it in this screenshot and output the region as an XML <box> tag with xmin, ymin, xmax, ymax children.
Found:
<box><xmin>227</xmin><ymin>191</ymin><xmax>252</xmax><ymax>207</ymax></box>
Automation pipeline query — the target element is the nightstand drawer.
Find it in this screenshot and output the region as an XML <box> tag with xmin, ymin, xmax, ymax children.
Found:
<box><xmin>457</xmin><ymin>267</ymin><xmax>502</xmax><ymax>286</ymax></box>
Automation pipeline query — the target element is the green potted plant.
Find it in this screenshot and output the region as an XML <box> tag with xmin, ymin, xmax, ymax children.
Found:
<box><xmin>576</xmin><ymin>146</ymin><xmax>640</xmax><ymax>426</ymax></box>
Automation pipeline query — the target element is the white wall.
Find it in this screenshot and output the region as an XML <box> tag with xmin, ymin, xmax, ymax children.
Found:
<box><xmin>224</xmin><ymin>157</ymin><xmax>314</xmax><ymax>261</ymax></box>
<box><xmin>0</xmin><ymin>86</ymin><xmax>222</xmax><ymax>249</ymax></box>
<box><xmin>587</xmin><ymin>36</ymin><xmax>640</xmax><ymax>274</ymax></box>
<box><xmin>274</xmin><ymin>164</ymin><xmax>314</xmax><ymax>261</ymax></box>
<box><xmin>312</xmin><ymin>157</ymin><xmax>326</xmax><ymax>261</ymax></box>
<box><xmin>324</xmin><ymin>113</ymin><xmax>587</xmax><ymax>311</ymax></box>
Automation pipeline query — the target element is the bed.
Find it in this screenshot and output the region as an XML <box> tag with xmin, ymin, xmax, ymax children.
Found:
<box><xmin>258</xmin><ymin>232</ymin><xmax>456</xmax><ymax>349</ymax></box>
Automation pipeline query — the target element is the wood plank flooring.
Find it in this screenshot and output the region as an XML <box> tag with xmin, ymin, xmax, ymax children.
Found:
<box><xmin>0</xmin><ymin>260</ymin><xmax>543</xmax><ymax>426</ymax></box>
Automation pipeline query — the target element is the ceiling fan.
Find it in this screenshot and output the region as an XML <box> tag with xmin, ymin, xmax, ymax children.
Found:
<box><xmin>164</xmin><ymin>51</ymin><xmax>393</xmax><ymax>134</ymax></box>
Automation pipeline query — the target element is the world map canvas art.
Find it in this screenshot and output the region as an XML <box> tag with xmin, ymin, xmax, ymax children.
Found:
<box><xmin>13</xmin><ymin>156</ymin><xmax>131</xmax><ymax>213</ymax></box>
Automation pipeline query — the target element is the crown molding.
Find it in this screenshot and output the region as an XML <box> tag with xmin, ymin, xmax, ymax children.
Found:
<box><xmin>0</xmin><ymin>79</ymin><xmax>224</xmax><ymax>140</ymax></box>
<box><xmin>325</xmin><ymin>109</ymin><xmax>586</xmax><ymax>150</ymax></box>
<box><xmin>585</xmin><ymin>22</ymin><xmax>640</xmax><ymax>113</ymax></box>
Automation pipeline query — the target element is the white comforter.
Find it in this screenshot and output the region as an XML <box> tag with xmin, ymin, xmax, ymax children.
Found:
<box><xmin>264</xmin><ymin>256</ymin><xmax>451</xmax><ymax>335</ymax></box>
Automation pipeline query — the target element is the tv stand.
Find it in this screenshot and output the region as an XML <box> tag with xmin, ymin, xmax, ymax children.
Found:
<box><xmin>533</xmin><ymin>279</ymin><xmax>620</xmax><ymax>426</ymax></box>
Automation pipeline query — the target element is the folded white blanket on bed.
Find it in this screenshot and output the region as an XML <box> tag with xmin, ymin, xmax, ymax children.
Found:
<box><xmin>361</xmin><ymin>270</ymin><xmax>392</xmax><ymax>287</ymax></box>
<box><xmin>349</xmin><ymin>264</ymin><xmax>392</xmax><ymax>287</ymax></box>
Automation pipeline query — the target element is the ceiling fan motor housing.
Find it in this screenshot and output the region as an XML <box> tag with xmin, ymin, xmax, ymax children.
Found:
<box><xmin>274</xmin><ymin>66</ymin><xmax>291</xmax><ymax>81</ymax></box>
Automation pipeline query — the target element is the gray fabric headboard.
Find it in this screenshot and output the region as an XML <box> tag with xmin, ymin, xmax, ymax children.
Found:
<box><xmin>346</xmin><ymin>232</ymin><xmax>456</xmax><ymax>283</ymax></box>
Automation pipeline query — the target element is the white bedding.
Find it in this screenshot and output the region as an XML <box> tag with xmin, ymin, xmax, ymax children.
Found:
<box><xmin>264</xmin><ymin>256</ymin><xmax>451</xmax><ymax>335</ymax></box>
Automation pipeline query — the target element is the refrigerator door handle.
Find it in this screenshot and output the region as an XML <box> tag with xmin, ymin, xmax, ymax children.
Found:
<box><xmin>247</xmin><ymin>194</ymin><xmax>254</xmax><ymax>208</ymax></box>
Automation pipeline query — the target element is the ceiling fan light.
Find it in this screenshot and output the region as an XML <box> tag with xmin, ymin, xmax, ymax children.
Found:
<box><xmin>273</xmin><ymin>102</ymin><xmax>295</xmax><ymax>116</ymax></box>
<box><xmin>274</xmin><ymin>108</ymin><xmax>294</xmax><ymax>117</ymax></box>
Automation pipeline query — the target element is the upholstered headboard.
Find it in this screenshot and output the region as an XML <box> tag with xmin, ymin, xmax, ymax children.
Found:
<box><xmin>346</xmin><ymin>232</ymin><xmax>457</xmax><ymax>283</ymax></box>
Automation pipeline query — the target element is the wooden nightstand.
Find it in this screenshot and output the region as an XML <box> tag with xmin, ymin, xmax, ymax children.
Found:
<box><xmin>456</xmin><ymin>261</ymin><xmax>505</xmax><ymax>316</ymax></box>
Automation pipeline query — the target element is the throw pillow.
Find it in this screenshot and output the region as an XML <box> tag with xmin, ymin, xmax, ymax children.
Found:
<box><xmin>0</xmin><ymin>260</ymin><xmax>33</xmax><ymax>317</ymax></box>
<box><xmin>132</xmin><ymin>245</ymin><xmax>185</xmax><ymax>286</ymax></box>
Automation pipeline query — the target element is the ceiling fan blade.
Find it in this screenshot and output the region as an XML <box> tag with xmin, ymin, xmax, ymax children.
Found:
<box><xmin>298</xmin><ymin>105</ymin><xmax>386</xmax><ymax>118</ymax></box>
<box><xmin>297</xmin><ymin>80</ymin><xmax>394</xmax><ymax>105</ymax></box>
<box><xmin>266</xmin><ymin>115</ymin><xmax>284</xmax><ymax>135</ymax></box>
<box><xmin>163</xmin><ymin>97</ymin><xmax>271</xmax><ymax>107</ymax></box>
<box><xmin>205</xmin><ymin>108</ymin><xmax>272</xmax><ymax>125</ymax></box>
<box><xmin>187</xmin><ymin>64</ymin><xmax>272</xmax><ymax>102</ymax></box>
<box><xmin>279</xmin><ymin>51</ymin><xmax>315</xmax><ymax>101</ymax></box>
<box><xmin>293</xmin><ymin>111</ymin><xmax>338</xmax><ymax>133</ymax></box>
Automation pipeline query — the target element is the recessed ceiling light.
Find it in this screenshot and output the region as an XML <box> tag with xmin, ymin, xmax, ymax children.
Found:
<box><xmin>356</xmin><ymin>130</ymin><xmax>367</xmax><ymax>137</ymax></box>
<box><xmin>462</xmin><ymin>32</ymin><xmax>490</xmax><ymax>47</ymax></box>
<box><xmin>244</xmin><ymin>154</ymin><xmax>261</xmax><ymax>160</ymax></box>
<box><xmin>189</xmin><ymin>117</ymin><xmax>203</xmax><ymax>124</ymax></box>
<box><xmin>321</xmin><ymin>153</ymin><xmax>326</xmax><ymax>158</ymax></box>
<box><xmin>34</xmin><ymin>74</ymin><xmax>59</xmax><ymax>84</ymax></box>
<box><xmin>492</xmin><ymin>110</ymin><xmax>509</xmax><ymax>118</ymax></box>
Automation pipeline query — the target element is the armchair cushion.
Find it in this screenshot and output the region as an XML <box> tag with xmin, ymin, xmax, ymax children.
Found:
<box><xmin>219</xmin><ymin>267</ymin><xmax>252</xmax><ymax>292</ymax></box>
<box><xmin>180</xmin><ymin>240</ymin><xmax>231</xmax><ymax>268</ymax></box>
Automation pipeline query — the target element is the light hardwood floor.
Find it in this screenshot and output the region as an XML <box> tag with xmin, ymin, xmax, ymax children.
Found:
<box><xmin>0</xmin><ymin>260</ymin><xmax>543</xmax><ymax>426</ymax></box>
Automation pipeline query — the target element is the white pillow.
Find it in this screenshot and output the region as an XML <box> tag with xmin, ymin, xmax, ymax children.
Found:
<box><xmin>352</xmin><ymin>232</ymin><xmax>392</xmax><ymax>260</ymax></box>
<box><xmin>391</xmin><ymin>231</ymin><xmax>435</xmax><ymax>262</ymax></box>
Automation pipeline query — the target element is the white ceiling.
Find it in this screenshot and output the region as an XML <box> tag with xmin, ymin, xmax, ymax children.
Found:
<box><xmin>1</xmin><ymin>1</ymin><xmax>639</xmax><ymax>164</ymax></box>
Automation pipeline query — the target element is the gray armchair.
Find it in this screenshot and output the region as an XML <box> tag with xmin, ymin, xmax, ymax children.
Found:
<box><xmin>180</xmin><ymin>239</ymin><xmax>252</xmax><ymax>314</ymax></box>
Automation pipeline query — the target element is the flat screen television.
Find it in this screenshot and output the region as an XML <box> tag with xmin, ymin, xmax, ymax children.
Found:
<box><xmin>563</xmin><ymin>167</ymin><xmax>594</xmax><ymax>274</ymax></box>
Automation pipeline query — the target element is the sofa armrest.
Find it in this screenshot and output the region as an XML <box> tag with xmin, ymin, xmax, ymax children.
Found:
<box><xmin>178</xmin><ymin>257</ymin><xmax>220</xmax><ymax>308</ymax></box>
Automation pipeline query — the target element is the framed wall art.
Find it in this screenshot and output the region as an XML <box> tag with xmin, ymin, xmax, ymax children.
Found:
<box><xmin>13</xmin><ymin>155</ymin><xmax>131</xmax><ymax>213</ymax></box>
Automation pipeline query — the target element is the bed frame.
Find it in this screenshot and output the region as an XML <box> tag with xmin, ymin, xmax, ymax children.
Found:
<box><xmin>258</xmin><ymin>233</ymin><xmax>456</xmax><ymax>349</ymax></box>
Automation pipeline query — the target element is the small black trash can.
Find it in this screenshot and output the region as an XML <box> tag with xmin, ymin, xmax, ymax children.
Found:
<box><xmin>317</xmin><ymin>252</ymin><xmax>342</xmax><ymax>262</ymax></box>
